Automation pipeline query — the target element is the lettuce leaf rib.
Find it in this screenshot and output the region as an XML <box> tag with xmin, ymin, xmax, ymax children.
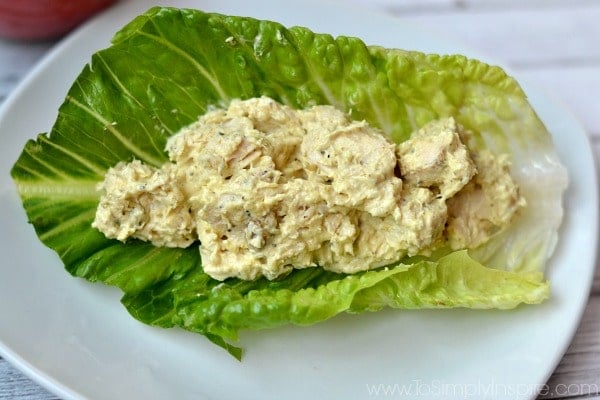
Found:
<box><xmin>10</xmin><ymin>7</ymin><xmax>564</xmax><ymax>359</ymax></box>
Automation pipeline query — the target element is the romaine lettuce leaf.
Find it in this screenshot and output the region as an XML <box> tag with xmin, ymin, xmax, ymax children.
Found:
<box><xmin>10</xmin><ymin>7</ymin><xmax>565</xmax><ymax>359</ymax></box>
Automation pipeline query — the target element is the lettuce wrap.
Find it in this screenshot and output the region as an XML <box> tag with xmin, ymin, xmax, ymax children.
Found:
<box><xmin>10</xmin><ymin>7</ymin><xmax>567</xmax><ymax>359</ymax></box>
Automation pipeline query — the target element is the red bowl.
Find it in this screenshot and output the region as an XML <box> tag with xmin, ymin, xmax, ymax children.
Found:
<box><xmin>0</xmin><ymin>0</ymin><xmax>116</xmax><ymax>41</ymax></box>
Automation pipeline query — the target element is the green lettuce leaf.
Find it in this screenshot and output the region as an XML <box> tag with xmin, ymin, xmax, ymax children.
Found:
<box><xmin>10</xmin><ymin>7</ymin><xmax>565</xmax><ymax>359</ymax></box>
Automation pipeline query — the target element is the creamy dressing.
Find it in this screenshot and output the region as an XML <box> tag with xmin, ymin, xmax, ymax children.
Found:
<box><xmin>92</xmin><ymin>96</ymin><xmax>524</xmax><ymax>281</ymax></box>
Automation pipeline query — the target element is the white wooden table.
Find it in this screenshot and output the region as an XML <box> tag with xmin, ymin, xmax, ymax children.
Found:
<box><xmin>1</xmin><ymin>0</ymin><xmax>598</xmax><ymax>399</ymax></box>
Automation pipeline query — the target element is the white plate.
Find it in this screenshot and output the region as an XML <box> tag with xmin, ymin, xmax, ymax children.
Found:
<box><xmin>0</xmin><ymin>1</ymin><xmax>597</xmax><ymax>399</ymax></box>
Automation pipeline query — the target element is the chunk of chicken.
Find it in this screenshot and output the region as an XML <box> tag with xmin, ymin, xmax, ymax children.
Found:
<box><xmin>446</xmin><ymin>151</ymin><xmax>526</xmax><ymax>249</ymax></box>
<box><xmin>397</xmin><ymin>117</ymin><xmax>475</xmax><ymax>199</ymax></box>
<box><xmin>92</xmin><ymin>160</ymin><xmax>194</xmax><ymax>248</ymax></box>
<box><xmin>301</xmin><ymin>108</ymin><xmax>402</xmax><ymax>217</ymax></box>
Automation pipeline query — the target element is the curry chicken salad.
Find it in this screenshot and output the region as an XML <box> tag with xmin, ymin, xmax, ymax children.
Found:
<box><xmin>92</xmin><ymin>96</ymin><xmax>525</xmax><ymax>281</ymax></box>
<box><xmin>10</xmin><ymin>7</ymin><xmax>567</xmax><ymax>360</ymax></box>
